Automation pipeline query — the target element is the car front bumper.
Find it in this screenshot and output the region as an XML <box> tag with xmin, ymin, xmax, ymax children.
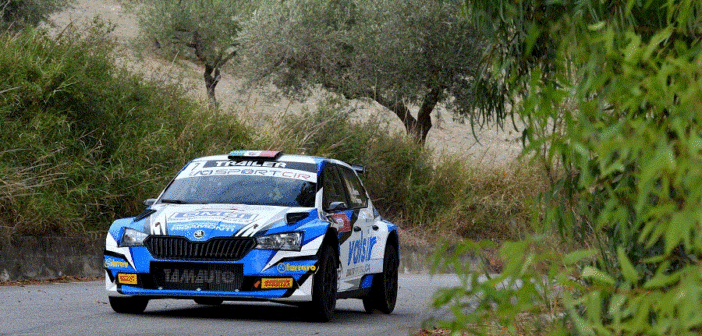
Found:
<box><xmin>104</xmin><ymin>233</ymin><xmax>324</xmax><ymax>302</ymax></box>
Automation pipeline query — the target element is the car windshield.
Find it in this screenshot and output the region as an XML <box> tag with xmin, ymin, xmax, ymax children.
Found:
<box><xmin>159</xmin><ymin>175</ymin><xmax>317</xmax><ymax>207</ymax></box>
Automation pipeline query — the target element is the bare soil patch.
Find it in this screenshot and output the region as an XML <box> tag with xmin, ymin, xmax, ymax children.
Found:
<box><xmin>50</xmin><ymin>0</ymin><xmax>523</xmax><ymax>165</ymax></box>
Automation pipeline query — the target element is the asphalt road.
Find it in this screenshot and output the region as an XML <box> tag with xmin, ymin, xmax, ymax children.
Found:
<box><xmin>0</xmin><ymin>274</ymin><xmax>463</xmax><ymax>336</ymax></box>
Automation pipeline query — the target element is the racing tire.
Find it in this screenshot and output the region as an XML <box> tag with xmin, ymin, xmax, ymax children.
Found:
<box><xmin>307</xmin><ymin>244</ymin><xmax>338</xmax><ymax>322</ymax></box>
<box><xmin>109</xmin><ymin>296</ymin><xmax>149</xmax><ymax>314</ymax></box>
<box><xmin>194</xmin><ymin>298</ymin><xmax>224</xmax><ymax>305</ymax></box>
<box><xmin>362</xmin><ymin>243</ymin><xmax>398</xmax><ymax>314</ymax></box>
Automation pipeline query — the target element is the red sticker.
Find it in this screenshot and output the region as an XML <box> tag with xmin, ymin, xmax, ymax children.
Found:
<box><xmin>331</xmin><ymin>213</ymin><xmax>352</xmax><ymax>233</ymax></box>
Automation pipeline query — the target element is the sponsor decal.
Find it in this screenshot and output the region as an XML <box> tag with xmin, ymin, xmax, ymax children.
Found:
<box><xmin>168</xmin><ymin>210</ymin><xmax>259</xmax><ymax>232</ymax></box>
<box><xmin>347</xmin><ymin>231</ymin><xmax>377</xmax><ymax>266</ymax></box>
<box><xmin>346</xmin><ymin>264</ymin><xmax>371</xmax><ymax>277</ymax></box>
<box><xmin>171</xmin><ymin>222</ymin><xmax>243</xmax><ymax>232</ymax></box>
<box><xmin>162</xmin><ymin>269</ymin><xmax>238</xmax><ymax>284</ymax></box>
<box><xmin>228</xmin><ymin>150</ymin><xmax>280</xmax><ymax>158</ymax></box>
<box><xmin>189</xmin><ymin>168</ymin><xmax>314</xmax><ymax>181</ymax></box>
<box><xmin>209</xmin><ymin>160</ymin><xmax>287</xmax><ymax>168</ymax></box>
<box><xmin>104</xmin><ymin>258</ymin><xmax>129</xmax><ymax>269</ymax></box>
<box><xmin>151</xmin><ymin>221</ymin><xmax>167</xmax><ymax>235</ymax></box>
<box><xmin>331</xmin><ymin>213</ymin><xmax>352</xmax><ymax>233</ymax></box>
<box><xmin>261</xmin><ymin>278</ymin><xmax>293</xmax><ymax>289</ymax></box>
<box><xmin>276</xmin><ymin>263</ymin><xmax>317</xmax><ymax>273</ymax></box>
<box><xmin>169</xmin><ymin>211</ymin><xmax>257</xmax><ymax>223</ymax></box>
<box><xmin>118</xmin><ymin>273</ymin><xmax>137</xmax><ymax>285</ymax></box>
<box><xmin>193</xmin><ymin>230</ymin><xmax>205</xmax><ymax>239</ymax></box>
<box><xmin>358</xmin><ymin>209</ymin><xmax>372</xmax><ymax>221</ymax></box>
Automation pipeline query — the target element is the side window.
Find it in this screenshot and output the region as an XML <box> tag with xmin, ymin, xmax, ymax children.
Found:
<box><xmin>338</xmin><ymin>166</ymin><xmax>368</xmax><ymax>209</ymax></box>
<box><xmin>322</xmin><ymin>164</ymin><xmax>348</xmax><ymax>210</ymax></box>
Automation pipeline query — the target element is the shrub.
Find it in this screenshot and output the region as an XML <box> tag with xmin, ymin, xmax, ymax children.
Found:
<box><xmin>431</xmin><ymin>0</ymin><xmax>702</xmax><ymax>334</ymax></box>
<box><xmin>0</xmin><ymin>23</ymin><xmax>542</xmax><ymax>240</ymax></box>
<box><xmin>249</xmin><ymin>97</ymin><xmax>542</xmax><ymax>239</ymax></box>
<box><xmin>0</xmin><ymin>23</ymin><xmax>249</xmax><ymax>234</ymax></box>
<box><xmin>0</xmin><ymin>0</ymin><xmax>72</xmax><ymax>32</ymax></box>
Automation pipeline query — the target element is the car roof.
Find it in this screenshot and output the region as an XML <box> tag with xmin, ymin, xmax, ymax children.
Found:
<box><xmin>194</xmin><ymin>153</ymin><xmax>319</xmax><ymax>164</ymax></box>
<box><xmin>191</xmin><ymin>153</ymin><xmax>355</xmax><ymax>171</ymax></box>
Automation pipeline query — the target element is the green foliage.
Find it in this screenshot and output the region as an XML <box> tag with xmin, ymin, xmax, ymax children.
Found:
<box><xmin>0</xmin><ymin>24</ymin><xmax>249</xmax><ymax>235</ymax></box>
<box><xmin>0</xmin><ymin>0</ymin><xmax>73</xmax><ymax>32</ymax></box>
<box><xmin>133</xmin><ymin>0</ymin><xmax>248</xmax><ymax>62</ymax></box>
<box><xmin>239</xmin><ymin>0</ymin><xmax>485</xmax><ymax>143</ymax></box>
<box><xmin>0</xmin><ymin>20</ymin><xmax>540</xmax><ymax>239</ymax></box>
<box><xmin>249</xmin><ymin>98</ymin><xmax>542</xmax><ymax>237</ymax></box>
<box><xmin>131</xmin><ymin>0</ymin><xmax>256</xmax><ymax>106</ymax></box>
<box><xmin>0</xmin><ymin>22</ymin><xmax>540</xmax><ymax>240</ymax></box>
<box><xmin>431</xmin><ymin>0</ymin><xmax>702</xmax><ymax>334</ymax></box>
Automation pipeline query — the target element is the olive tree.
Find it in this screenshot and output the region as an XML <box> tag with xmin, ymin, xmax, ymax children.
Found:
<box><xmin>238</xmin><ymin>0</ymin><xmax>485</xmax><ymax>144</ymax></box>
<box><xmin>134</xmin><ymin>0</ymin><xmax>255</xmax><ymax>107</ymax></box>
<box><xmin>1</xmin><ymin>0</ymin><xmax>73</xmax><ymax>32</ymax></box>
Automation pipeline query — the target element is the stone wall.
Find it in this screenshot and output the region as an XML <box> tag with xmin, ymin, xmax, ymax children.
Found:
<box><xmin>0</xmin><ymin>231</ymin><xmax>105</xmax><ymax>281</ymax></box>
<box><xmin>0</xmin><ymin>232</ymin><xmax>470</xmax><ymax>281</ymax></box>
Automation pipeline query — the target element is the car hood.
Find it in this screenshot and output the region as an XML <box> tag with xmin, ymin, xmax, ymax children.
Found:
<box><xmin>143</xmin><ymin>203</ymin><xmax>311</xmax><ymax>240</ymax></box>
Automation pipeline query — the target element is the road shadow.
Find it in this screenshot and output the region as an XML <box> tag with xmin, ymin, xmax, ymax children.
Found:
<box><xmin>141</xmin><ymin>301</ymin><xmax>371</xmax><ymax>323</ymax></box>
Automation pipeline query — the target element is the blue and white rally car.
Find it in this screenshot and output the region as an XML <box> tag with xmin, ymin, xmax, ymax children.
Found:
<box><xmin>104</xmin><ymin>150</ymin><xmax>399</xmax><ymax>321</ymax></box>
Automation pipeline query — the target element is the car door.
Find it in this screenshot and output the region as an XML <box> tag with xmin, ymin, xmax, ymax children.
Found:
<box><xmin>334</xmin><ymin>165</ymin><xmax>376</xmax><ymax>291</ymax></box>
<box><xmin>320</xmin><ymin>164</ymin><xmax>352</xmax><ymax>289</ymax></box>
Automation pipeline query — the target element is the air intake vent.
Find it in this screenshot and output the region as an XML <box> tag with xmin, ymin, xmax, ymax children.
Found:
<box><xmin>144</xmin><ymin>236</ymin><xmax>256</xmax><ymax>261</ymax></box>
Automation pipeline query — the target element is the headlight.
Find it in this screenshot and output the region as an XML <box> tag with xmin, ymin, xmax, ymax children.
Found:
<box><xmin>255</xmin><ymin>232</ymin><xmax>303</xmax><ymax>251</ymax></box>
<box><xmin>120</xmin><ymin>228</ymin><xmax>149</xmax><ymax>247</ymax></box>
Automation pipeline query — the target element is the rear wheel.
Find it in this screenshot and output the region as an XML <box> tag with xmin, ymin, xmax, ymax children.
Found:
<box><xmin>109</xmin><ymin>296</ymin><xmax>149</xmax><ymax>314</ymax></box>
<box><xmin>307</xmin><ymin>244</ymin><xmax>337</xmax><ymax>322</ymax></box>
<box><xmin>362</xmin><ymin>243</ymin><xmax>398</xmax><ymax>314</ymax></box>
<box><xmin>194</xmin><ymin>298</ymin><xmax>224</xmax><ymax>305</ymax></box>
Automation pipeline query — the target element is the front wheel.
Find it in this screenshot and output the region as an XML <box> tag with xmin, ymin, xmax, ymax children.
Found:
<box><xmin>362</xmin><ymin>243</ymin><xmax>398</xmax><ymax>314</ymax></box>
<box><xmin>109</xmin><ymin>296</ymin><xmax>149</xmax><ymax>314</ymax></box>
<box><xmin>307</xmin><ymin>244</ymin><xmax>338</xmax><ymax>322</ymax></box>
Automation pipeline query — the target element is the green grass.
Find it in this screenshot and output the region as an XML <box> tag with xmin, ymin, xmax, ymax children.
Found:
<box><xmin>0</xmin><ymin>25</ymin><xmax>249</xmax><ymax>234</ymax></box>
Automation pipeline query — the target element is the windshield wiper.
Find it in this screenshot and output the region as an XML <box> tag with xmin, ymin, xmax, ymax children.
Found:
<box><xmin>160</xmin><ymin>199</ymin><xmax>194</xmax><ymax>204</ymax></box>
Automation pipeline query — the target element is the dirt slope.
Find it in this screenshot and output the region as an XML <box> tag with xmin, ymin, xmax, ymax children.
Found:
<box><xmin>50</xmin><ymin>0</ymin><xmax>523</xmax><ymax>164</ymax></box>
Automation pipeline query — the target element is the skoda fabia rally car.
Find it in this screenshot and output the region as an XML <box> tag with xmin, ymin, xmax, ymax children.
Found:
<box><xmin>104</xmin><ymin>150</ymin><xmax>399</xmax><ymax>321</ymax></box>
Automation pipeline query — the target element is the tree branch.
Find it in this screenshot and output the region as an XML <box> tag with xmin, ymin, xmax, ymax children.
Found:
<box><xmin>217</xmin><ymin>49</ymin><xmax>238</xmax><ymax>68</ymax></box>
<box><xmin>320</xmin><ymin>81</ymin><xmax>420</xmax><ymax>139</ymax></box>
<box><xmin>189</xmin><ymin>31</ymin><xmax>207</xmax><ymax>64</ymax></box>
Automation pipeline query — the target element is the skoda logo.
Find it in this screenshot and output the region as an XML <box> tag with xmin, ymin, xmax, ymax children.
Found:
<box><xmin>193</xmin><ymin>230</ymin><xmax>205</xmax><ymax>239</ymax></box>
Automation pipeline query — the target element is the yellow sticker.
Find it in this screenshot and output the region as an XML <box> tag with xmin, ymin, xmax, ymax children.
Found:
<box><xmin>118</xmin><ymin>273</ymin><xmax>138</xmax><ymax>285</ymax></box>
<box><xmin>261</xmin><ymin>278</ymin><xmax>293</xmax><ymax>289</ymax></box>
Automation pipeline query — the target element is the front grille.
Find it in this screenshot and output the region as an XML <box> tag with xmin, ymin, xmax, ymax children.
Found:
<box><xmin>151</xmin><ymin>262</ymin><xmax>243</xmax><ymax>291</ymax></box>
<box><xmin>144</xmin><ymin>236</ymin><xmax>256</xmax><ymax>261</ymax></box>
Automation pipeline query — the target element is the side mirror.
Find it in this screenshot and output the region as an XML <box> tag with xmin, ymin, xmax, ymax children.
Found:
<box><xmin>327</xmin><ymin>201</ymin><xmax>348</xmax><ymax>212</ymax></box>
<box><xmin>351</xmin><ymin>165</ymin><xmax>366</xmax><ymax>175</ymax></box>
<box><xmin>143</xmin><ymin>198</ymin><xmax>157</xmax><ymax>207</ymax></box>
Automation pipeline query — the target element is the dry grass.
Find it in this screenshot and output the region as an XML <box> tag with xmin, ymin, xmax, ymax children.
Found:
<box><xmin>417</xmin><ymin>310</ymin><xmax>567</xmax><ymax>336</ymax></box>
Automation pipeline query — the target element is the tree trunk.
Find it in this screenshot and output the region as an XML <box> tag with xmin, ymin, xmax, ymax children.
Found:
<box><xmin>370</xmin><ymin>95</ymin><xmax>423</xmax><ymax>143</ymax></box>
<box><xmin>371</xmin><ymin>87</ymin><xmax>443</xmax><ymax>144</ymax></box>
<box><xmin>204</xmin><ymin>64</ymin><xmax>220</xmax><ymax>109</ymax></box>
<box><xmin>189</xmin><ymin>31</ymin><xmax>222</xmax><ymax>109</ymax></box>
<box><xmin>329</xmin><ymin>84</ymin><xmax>443</xmax><ymax>145</ymax></box>
<box><xmin>415</xmin><ymin>86</ymin><xmax>444</xmax><ymax>144</ymax></box>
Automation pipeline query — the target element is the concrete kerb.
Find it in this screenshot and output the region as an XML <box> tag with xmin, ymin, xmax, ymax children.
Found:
<box><xmin>0</xmin><ymin>232</ymin><xmax>475</xmax><ymax>282</ymax></box>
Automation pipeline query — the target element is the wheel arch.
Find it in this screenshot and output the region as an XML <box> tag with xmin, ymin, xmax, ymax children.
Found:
<box><xmin>320</xmin><ymin>227</ymin><xmax>340</xmax><ymax>267</ymax></box>
<box><xmin>386</xmin><ymin>229</ymin><xmax>399</xmax><ymax>260</ymax></box>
